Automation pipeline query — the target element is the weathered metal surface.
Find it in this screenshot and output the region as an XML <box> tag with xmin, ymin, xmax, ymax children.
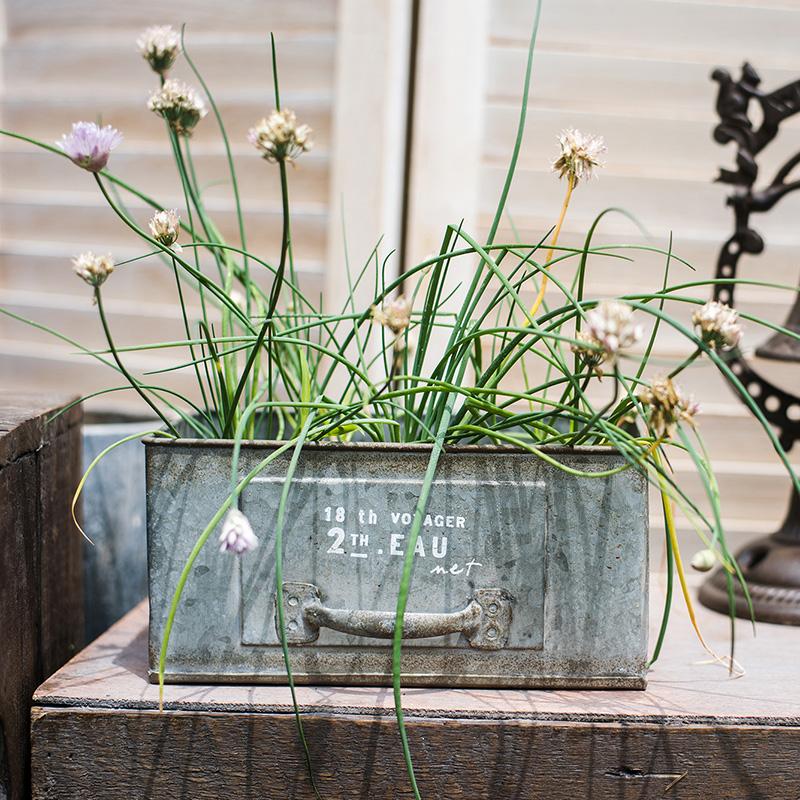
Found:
<box><xmin>81</xmin><ymin>418</ymin><xmax>151</xmax><ymax>641</ymax></box>
<box><xmin>281</xmin><ymin>582</ymin><xmax>513</xmax><ymax>648</ymax></box>
<box><xmin>145</xmin><ymin>440</ymin><xmax>649</xmax><ymax>688</ymax></box>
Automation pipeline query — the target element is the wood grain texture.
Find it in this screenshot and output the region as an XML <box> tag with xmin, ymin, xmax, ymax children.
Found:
<box><xmin>29</xmin><ymin>708</ymin><xmax>800</xmax><ymax>799</ymax></box>
<box><xmin>4</xmin><ymin>0</ymin><xmax>338</xmax><ymax>36</ymax></box>
<box><xmin>30</xmin><ymin>579</ymin><xmax>800</xmax><ymax>798</ymax></box>
<box><xmin>0</xmin><ymin>393</ymin><xmax>83</xmax><ymax>800</ymax></box>
<box><xmin>0</xmin><ymin>454</ymin><xmax>39</xmax><ymax>800</ymax></box>
<box><xmin>36</xmin><ymin>407</ymin><xmax>84</xmax><ymax>678</ymax></box>
<box><xmin>32</xmin><ymin>596</ymin><xmax>800</xmax><ymax>722</ymax></box>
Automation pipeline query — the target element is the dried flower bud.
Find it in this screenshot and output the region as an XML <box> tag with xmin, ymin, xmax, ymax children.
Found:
<box><xmin>218</xmin><ymin>509</ymin><xmax>258</xmax><ymax>555</ymax></box>
<box><xmin>638</xmin><ymin>376</ymin><xmax>699</xmax><ymax>439</ymax></box>
<box><xmin>248</xmin><ymin>109</ymin><xmax>313</xmax><ymax>163</ymax></box>
<box><xmin>148</xmin><ymin>209</ymin><xmax>181</xmax><ymax>249</ymax></box>
<box><xmin>72</xmin><ymin>252</ymin><xmax>114</xmax><ymax>288</ymax></box>
<box><xmin>371</xmin><ymin>295</ymin><xmax>411</xmax><ymax>335</ymax></box>
<box><xmin>571</xmin><ymin>330</ymin><xmax>606</xmax><ymax>375</ymax></box>
<box><xmin>57</xmin><ymin>122</ymin><xmax>122</xmax><ymax>172</ymax></box>
<box><xmin>692</xmin><ymin>300</ymin><xmax>742</xmax><ymax>350</ymax></box>
<box><xmin>552</xmin><ymin>128</ymin><xmax>606</xmax><ymax>184</ymax></box>
<box><xmin>571</xmin><ymin>300</ymin><xmax>642</xmax><ymax>374</ymax></box>
<box><xmin>691</xmin><ymin>548</ymin><xmax>716</xmax><ymax>572</ymax></box>
<box><xmin>137</xmin><ymin>25</ymin><xmax>181</xmax><ymax>76</ymax></box>
<box><xmin>148</xmin><ymin>79</ymin><xmax>207</xmax><ymax>136</ymax></box>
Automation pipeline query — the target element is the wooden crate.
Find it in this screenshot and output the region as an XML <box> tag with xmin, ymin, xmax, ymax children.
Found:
<box><xmin>31</xmin><ymin>584</ymin><xmax>800</xmax><ymax>799</ymax></box>
<box><xmin>0</xmin><ymin>392</ymin><xmax>83</xmax><ymax>800</ymax></box>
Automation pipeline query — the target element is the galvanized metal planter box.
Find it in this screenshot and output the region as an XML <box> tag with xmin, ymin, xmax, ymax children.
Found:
<box><xmin>145</xmin><ymin>439</ymin><xmax>649</xmax><ymax>689</ymax></box>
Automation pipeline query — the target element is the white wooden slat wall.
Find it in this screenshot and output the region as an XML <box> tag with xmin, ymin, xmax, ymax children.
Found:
<box><xmin>406</xmin><ymin>0</ymin><xmax>800</xmax><ymax>544</ymax></box>
<box><xmin>0</xmin><ymin>0</ymin><xmax>410</xmax><ymax>411</ymax></box>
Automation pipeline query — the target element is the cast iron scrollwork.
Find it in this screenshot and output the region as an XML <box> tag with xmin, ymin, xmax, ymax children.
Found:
<box><xmin>700</xmin><ymin>63</ymin><xmax>800</xmax><ymax>625</ymax></box>
<box><xmin>711</xmin><ymin>62</ymin><xmax>800</xmax><ymax>451</ymax></box>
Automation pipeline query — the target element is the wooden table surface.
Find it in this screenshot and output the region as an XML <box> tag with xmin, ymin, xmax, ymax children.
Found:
<box><xmin>31</xmin><ymin>580</ymin><xmax>800</xmax><ymax>799</ymax></box>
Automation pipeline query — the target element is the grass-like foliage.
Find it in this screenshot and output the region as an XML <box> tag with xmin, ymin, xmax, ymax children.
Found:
<box><xmin>3</xmin><ymin>8</ymin><xmax>799</xmax><ymax>797</ymax></box>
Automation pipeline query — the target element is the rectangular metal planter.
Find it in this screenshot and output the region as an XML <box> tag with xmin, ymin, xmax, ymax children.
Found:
<box><xmin>145</xmin><ymin>439</ymin><xmax>649</xmax><ymax>689</ymax></box>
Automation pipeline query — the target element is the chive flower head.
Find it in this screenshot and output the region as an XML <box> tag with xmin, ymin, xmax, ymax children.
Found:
<box><xmin>218</xmin><ymin>509</ymin><xmax>259</xmax><ymax>555</ymax></box>
<box><xmin>149</xmin><ymin>209</ymin><xmax>181</xmax><ymax>249</ymax></box>
<box><xmin>137</xmin><ymin>25</ymin><xmax>181</xmax><ymax>76</ymax></box>
<box><xmin>552</xmin><ymin>128</ymin><xmax>606</xmax><ymax>184</ymax></box>
<box><xmin>371</xmin><ymin>295</ymin><xmax>411</xmax><ymax>335</ymax></box>
<box><xmin>57</xmin><ymin>122</ymin><xmax>122</xmax><ymax>172</ymax></box>
<box><xmin>148</xmin><ymin>79</ymin><xmax>207</xmax><ymax>136</ymax></box>
<box><xmin>72</xmin><ymin>252</ymin><xmax>114</xmax><ymax>288</ymax></box>
<box><xmin>248</xmin><ymin>109</ymin><xmax>313</xmax><ymax>164</ymax></box>
<box><xmin>692</xmin><ymin>300</ymin><xmax>742</xmax><ymax>350</ymax></box>
<box><xmin>638</xmin><ymin>376</ymin><xmax>699</xmax><ymax>438</ymax></box>
<box><xmin>571</xmin><ymin>300</ymin><xmax>642</xmax><ymax>373</ymax></box>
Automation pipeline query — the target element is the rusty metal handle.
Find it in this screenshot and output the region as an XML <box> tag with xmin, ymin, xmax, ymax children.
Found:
<box><xmin>278</xmin><ymin>582</ymin><xmax>513</xmax><ymax>650</ymax></box>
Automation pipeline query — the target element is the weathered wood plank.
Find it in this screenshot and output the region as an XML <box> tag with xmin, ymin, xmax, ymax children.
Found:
<box><xmin>4</xmin><ymin>0</ymin><xmax>338</xmax><ymax>37</ymax></box>
<box><xmin>37</xmin><ymin>410</ymin><xmax>84</xmax><ymax>678</ymax></box>
<box><xmin>31</xmin><ymin>597</ymin><xmax>800</xmax><ymax>722</ymax></box>
<box><xmin>29</xmin><ymin>708</ymin><xmax>800</xmax><ymax>799</ymax></box>
<box><xmin>0</xmin><ymin>392</ymin><xmax>82</xmax><ymax>466</ymax></box>
<box><xmin>30</xmin><ymin>572</ymin><xmax>800</xmax><ymax>797</ymax></box>
<box><xmin>494</xmin><ymin>0</ymin><xmax>800</xmax><ymax>66</ymax></box>
<box><xmin>0</xmin><ymin>454</ymin><xmax>39</xmax><ymax>800</ymax></box>
<box><xmin>0</xmin><ymin>393</ymin><xmax>83</xmax><ymax>800</ymax></box>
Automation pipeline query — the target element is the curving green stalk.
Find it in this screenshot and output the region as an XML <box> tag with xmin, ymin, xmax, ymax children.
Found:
<box><xmin>94</xmin><ymin>287</ymin><xmax>178</xmax><ymax>435</ymax></box>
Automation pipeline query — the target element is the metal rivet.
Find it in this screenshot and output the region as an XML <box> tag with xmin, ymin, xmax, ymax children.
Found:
<box><xmin>287</xmin><ymin>596</ymin><xmax>299</xmax><ymax>607</ymax></box>
<box><xmin>487</xmin><ymin>603</ymin><xmax>498</xmax><ymax>615</ymax></box>
<box><xmin>288</xmin><ymin>621</ymin><xmax>298</xmax><ymax>632</ymax></box>
<box><xmin>487</xmin><ymin>627</ymin><xmax>497</xmax><ymax>640</ymax></box>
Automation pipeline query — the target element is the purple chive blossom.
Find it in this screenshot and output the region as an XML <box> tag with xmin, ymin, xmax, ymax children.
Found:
<box><xmin>218</xmin><ymin>509</ymin><xmax>259</xmax><ymax>555</ymax></box>
<box><xmin>57</xmin><ymin>122</ymin><xmax>122</xmax><ymax>172</ymax></box>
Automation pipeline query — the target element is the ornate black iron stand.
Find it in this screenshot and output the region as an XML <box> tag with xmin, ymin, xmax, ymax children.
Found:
<box><xmin>699</xmin><ymin>63</ymin><xmax>800</xmax><ymax>624</ymax></box>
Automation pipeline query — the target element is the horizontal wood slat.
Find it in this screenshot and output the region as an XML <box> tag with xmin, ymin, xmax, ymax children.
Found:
<box><xmin>487</xmin><ymin>48</ymin><xmax>800</xmax><ymax>118</ymax></box>
<box><xmin>3</xmin><ymin>37</ymin><xmax>337</xmax><ymax>92</ymax></box>
<box><xmin>4</xmin><ymin>0</ymin><xmax>338</xmax><ymax>37</ymax></box>
<box><xmin>31</xmin><ymin>707</ymin><xmax>800</xmax><ymax>799</ymax></box>
<box><xmin>0</xmin><ymin>147</ymin><xmax>330</xmax><ymax>204</ymax></box>
<box><xmin>0</xmin><ymin>248</ymin><xmax>324</xmax><ymax>300</ymax></box>
<box><xmin>0</xmin><ymin>93</ymin><xmax>333</xmax><ymax>144</ymax></box>
<box><xmin>482</xmin><ymin>104</ymin><xmax>800</xmax><ymax>180</ymax></box>
<box><xmin>493</xmin><ymin>0</ymin><xmax>800</xmax><ymax>66</ymax></box>
<box><xmin>0</xmin><ymin>194</ymin><xmax>328</xmax><ymax>263</ymax></box>
<box><xmin>478</xmin><ymin>168</ymin><xmax>800</xmax><ymax>242</ymax></box>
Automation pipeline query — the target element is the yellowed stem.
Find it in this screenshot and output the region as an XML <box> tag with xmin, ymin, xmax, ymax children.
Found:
<box><xmin>529</xmin><ymin>173</ymin><xmax>575</xmax><ymax>318</ymax></box>
<box><xmin>654</xmin><ymin>449</ymin><xmax>712</xmax><ymax>655</ymax></box>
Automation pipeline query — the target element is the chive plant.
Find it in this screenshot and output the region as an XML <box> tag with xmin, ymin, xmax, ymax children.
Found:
<box><xmin>3</xmin><ymin>10</ymin><xmax>799</xmax><ymax>798</ymax></box>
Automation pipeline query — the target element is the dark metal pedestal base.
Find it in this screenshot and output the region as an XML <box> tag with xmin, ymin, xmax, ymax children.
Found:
<box><xmin>700</xmin><ymin>492</ymin><xmax>800</xmax><ymax>625</ymax></box>
<box><xmin>699</xmin><ymin>535</ymin><xmax>800</xmax><ymax>625</ymax></box>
